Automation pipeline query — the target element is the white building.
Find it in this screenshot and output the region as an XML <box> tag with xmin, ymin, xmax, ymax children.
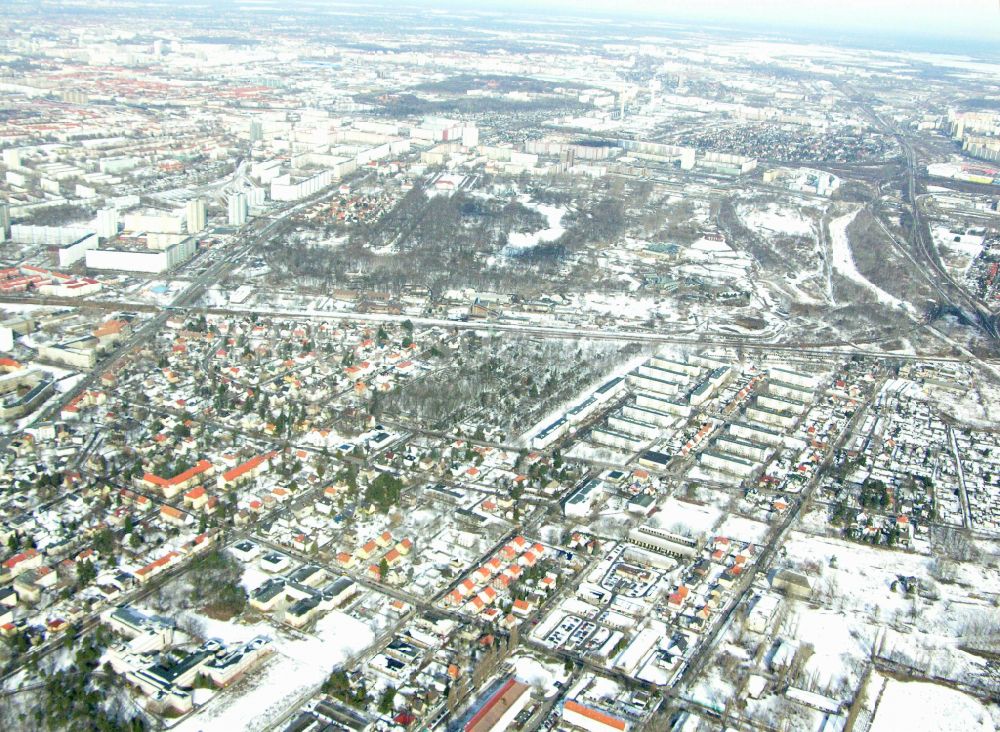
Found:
<box><xmin>531</xmin><ymin>417</ymin><xmax>567</xmax><ymax>450</ymax></box>
<box><xmin>628</xmin><ymin>373</ymin><xmax>679</xmax><ymax>397</ymax></box>
<box><xmin>757</xmin><ymin>394</ymin><xmax>807</xmax><ymax>415</ymax></box>
<box><xmin>462</xmin><ymin>125</ymin><xmax>479</xmax><ymax>148</ymax></box>
<box><xmin>96</xmin><ymin>208</ymin><xmax>119</xmax><ymax>239</ymax></box>
<box><xmin>635</xmin><ymin>392</ymin><xmax>689</xmax><ymax>416</ymax></box>
<box><xmin>622</xmin><ymin>404</ymin><xmax>675</xmax><ymax>428</ymax></box>
<box><xmin>270</xmin><ymin>169</ymin><xmax>332</xmax><ymax>202</ymax></box>
<box><xmin>57</xmin><ymin>232</ymin><xmax>99</xmax><ymax>267</ymax></box>
<box><xmin>714</xmin><ymin>436</ymin><xmax>771</xmax><ymax>462</ymax></box>
<box><xmin>228</xmin><ymin>193</ymin><xmax>248</xmax><ymax>226</ymax></box>
<box><xmin>85</xmin><ymin>237</ymin><xmax>196</xmax><ymax>273</ymax></box>
<box><xmin>563</xmin><ymin>478</ymin><xmax>604</xmax><ymax>517</ymax></box>
<box><xmin>700</xmin><ymin>449</ymin><xmax>756</xmax><ymax>477</ymax></box>
<box><xmin>745</xmin><ymin>594</ymin><xmax>781</xmax><ymax>634</ymax></box>
<box><xmin>186</xmin><ymin>199</ymin><xmax>206</xmax><ymax>233</ymax></box>
<box><xmin>769</xmin><ymin>366</ymin><xmax>818</xmax><ymax>390</ymax></box>
<box><xmin>122</xmin><ymin>212</ymin><xmax>185</xmax><ymax>235</ymax></box>
<box><xmin>745</xmin><ymin>405</ymin><xmax>798</xmax><ymax>430</ymax></box>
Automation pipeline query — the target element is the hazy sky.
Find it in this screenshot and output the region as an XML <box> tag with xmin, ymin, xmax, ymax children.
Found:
<box><xmin>490</xmin><ymin>0</ymin><xmax>1000</xmax><ymax>41</ymax></box>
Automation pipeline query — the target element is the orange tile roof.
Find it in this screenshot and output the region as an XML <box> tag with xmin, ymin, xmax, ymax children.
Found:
<box><xmin>143</xmin><ymin>459</ymin><xmax>212</xmax><ymax>488</ymax></box>
<box><xmin>563</xmin><ymin>700</ymin><xmax>627</xmax><ymax>730</ymax></box>
<box><xmin>222</xmin><ymin>451</ymin><xmax>276</xmax><ymax>483</ymax></box>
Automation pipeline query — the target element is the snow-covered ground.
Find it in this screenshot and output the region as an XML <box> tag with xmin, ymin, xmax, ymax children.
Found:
<box><xmin>648</xmin><ymin>498</ymin><xmax>722</xmax><ymax>538</ymax></box>
<box><xmin>170</xmin><ymin>610</ymin><xmax>375</xmax><ymax>731</ymax></box>
<box><xmin>828</xmin><ymin>209</ymin><xmax>906</xmax><ymax>310</ymax></box>
<box><xmin>869</xmin><ymin>675</ymin><xmax>996</xmax><ymax>732</ymax></box>
<box><xmin>569</xmin><ymin>293</ymin><xmax>658</xmax><ymax>319</ymax></box>
<box><xmin>932</xmin><ymin>225</ymin><xmax>986</xmax><ymax>276</ymax></box>
<box><xmin>778</xmin><ymin>532</ymin><xmax>1000</xmax><ymax>695</ymax></box>
<box><xmin>716</xmin><ymin>515</ymin><xmax>770</xmax><ymax>543</ymax></box>
<box><xmin>678</xmin><ymin>236</ymin><xmax>753</xmax><ymax>282</ymax></box>
<box><xmin>739</xmin><ymin>202</ymin><xmax>816</xmax><ymax>238</ymax></box>
<box><xmin>509</xmin><ymin>654</ymin><xmax>570</xmax><ymax>699</ymax></box>
<box><xmin>504</xmin><ymin>199</ymin><xmax>567</xmax><ymax>252</ymax></box>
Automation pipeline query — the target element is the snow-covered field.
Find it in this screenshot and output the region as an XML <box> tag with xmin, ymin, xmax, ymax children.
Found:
<box><xmin>869</xmin><ymin>675</ymin><xmax>997</xmax><ymax>732</ymax></box>
<box><xmin>780</xmin><ymin>607</ymin><xmax>871</xmax><ymax>693</ymax></box>
<box><xmin>569</xmin><ymin>293</ymin><xmax>658</xmax><ymax>319</ymax></box>
<box><xmin>739</xmin><ymin>202</ymin><xmax>816</xmax><ymax>238</ymax></box>
<box><xmin>170</xmin><ymin>610</ymin><xmax>375</xmax><ymax>731</ymax></box>
<box><xmin>508</xmin><ymin>654</ymin><xmax>570</xmax><ymax>698</ymax></box>
<box><xmin>778</xmin><ymin>532</ymin><xmax>1000</xmax><ymax>695</ymax></box>
<box><xmin>678</xmin><ymin>236</ymin><xmax>753</xmax><ymax>282</ymax></box>
<box><xmin>649</xmin><ymin>498</ymin><xmax>722</xmax><ymax>538</ymax></box>
<box><xmin>716</xmin><ymin>515</ymin><xmax>770</xmax><ymax>543</ymax></box>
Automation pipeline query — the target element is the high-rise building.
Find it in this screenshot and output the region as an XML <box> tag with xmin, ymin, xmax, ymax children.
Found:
<box><xmin>2</xmin><ymin>149</ymin><xmax>20</xmax><ymax>169</ymax></box>
<box><xmin>0</xmin><ymin>202</ymin><xmax>10</xmax><ymax>241</ymax></box>
<box><xmin>249</xmin><ymin>119</ymin><xmax>264</xmax><ymax>143</ymax></box>
<box><xmin>462</xmin><ymin>125</ymin><xmax>479</xmax><ymax>148</ymax></box>
<box><xmin>228</xmin><ymin>193</ymin><xmax>248</xmax><ymax>226</ymax></box>
<box><xmin>246</xmin><ymin>186</ymin><xmax>265</xmax><ymax>208</ymax></box>
<box><xmin>96</xmin><ymin>207</ymin><xmax>118</xmax><ymax>239</ymax></box>
<box><xmin>186</xmin><ymin>199</ymin><xmax>207</xmax><ymax>233</ymax></box>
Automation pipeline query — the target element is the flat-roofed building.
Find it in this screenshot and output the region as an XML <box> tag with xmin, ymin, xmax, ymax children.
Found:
<box><xmin>627</xmin><ymin>526</ymin><xmax>697</xmax><ymax>558</ymax></box>
<box><xmin>700</xmin><ymin>449</ymin><xmax>756</xmax><ymax>477</ymax></box>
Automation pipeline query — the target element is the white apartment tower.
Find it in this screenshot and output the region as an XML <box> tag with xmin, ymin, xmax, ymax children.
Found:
<box><xmin>96</xmin><ymin>207</ymin><xmax>118</xmax><ymax>239</ymax></box>
<box><xmin>228</xmin><ymin>193</ymin><xmax>248</xmax><ymax>226</ymax></box>
<box><xmin>186</xmin><ymin>199</ymin><xmax>207</xmax><ymax>233</ymax></box>
<box><xmin>0</xmin><ymin>202</ymin><xmax>10</xmax><ymax>241</ymax></box>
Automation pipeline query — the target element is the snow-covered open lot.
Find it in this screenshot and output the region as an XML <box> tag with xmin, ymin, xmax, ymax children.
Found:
<box><xmin>169</xmin><ymin>610</ymin><xmax>376</xmax><ymax>731</ymax></box>
<box><xmin>739</xmin><ymin>202</ymin><xmax>817</xmax><ymax>238</ymax></box>
<box><xmin>869</xmin><ymin>674</ymin><xmax>997</xmax><ymax>732</ymax></box>
<box><xmin>778</xmin><ymin>532</ymin><xmax>1000</xmax><ymax>695</ymax></box>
